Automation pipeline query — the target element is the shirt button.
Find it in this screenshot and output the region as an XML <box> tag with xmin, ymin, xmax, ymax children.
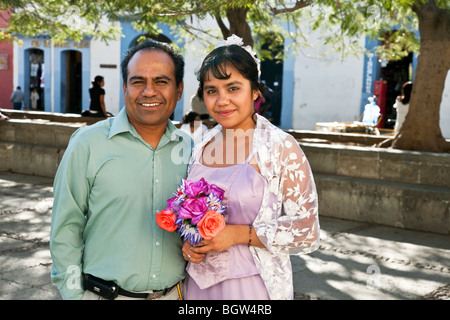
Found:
<box><xmin>155</xmin><ymin>242</ymin><xmax>160</xmax><ymax>246</ymax></box>
<box><xmin>152</xmin><ymin>274</ymin><xmax>156</xmax><ymax>279</ymax></box>
<box><xmin>155</xmin><ymin>179</ymin><xmax>159</xmax><ymax>183</ymax></box>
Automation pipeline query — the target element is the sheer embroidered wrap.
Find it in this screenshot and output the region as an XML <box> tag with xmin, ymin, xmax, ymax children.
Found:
<box><xmin>188</xmin><ymin>114</ymin><xmax>320</xmax><ymax>299</ymax></box>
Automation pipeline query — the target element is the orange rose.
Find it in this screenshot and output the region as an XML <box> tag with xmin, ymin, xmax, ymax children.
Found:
<box><xmin>156</xmin><ymin>210</ymin><xmax>178</xmax><ymax>232</ymax></box>
<box><xmin>197</xmin><ymin>210</ymin><xmax>226</xmax><ymax>240</ymax></box>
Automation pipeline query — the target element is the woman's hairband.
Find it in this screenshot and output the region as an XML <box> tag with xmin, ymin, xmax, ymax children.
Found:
<box><xmin>219</xmin><ymin>34</ymin><xmax>261</xmax><ymax>78</ymax></box>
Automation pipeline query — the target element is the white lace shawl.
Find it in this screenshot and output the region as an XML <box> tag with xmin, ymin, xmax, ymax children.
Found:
<box><xmin>188</xmin><ymin>114</ymin><xmax>320</xmax><ymax>300</ymax></box>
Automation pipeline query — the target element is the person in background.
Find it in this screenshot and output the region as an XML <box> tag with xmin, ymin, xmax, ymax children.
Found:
<box><xmin>179</xmin><ymin>111</ymin><xmax>209</xmax><ymax>144</ymax></box>
<box><xmin>10</xmin><ymin>86</ymin><xmax>25</xmax><ymax>110</ymax></box>
<box><xmin>30</xmin><ymin>88</ymin><xmax>40</xmax><ymax>110</ymax></box>
<box><xmin>86</xmin><ymin>75</ymin><xmax>108</xmax><ymax>117</ymax></box>
<box><xmin>393</xmin><ymin>81</ymin><xmax>413</xmax><ymax>135</ymax></box>
<box><xmin>190</xmin><ymin>92</ymin><xmax>209</xmax><ymax>119</ymax></box>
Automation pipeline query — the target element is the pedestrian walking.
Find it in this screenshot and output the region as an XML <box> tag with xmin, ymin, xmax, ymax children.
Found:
<box><xmin>10</xmin><ymin>86</ymin><xmax>25</xmax><ymax>110</ymax></box>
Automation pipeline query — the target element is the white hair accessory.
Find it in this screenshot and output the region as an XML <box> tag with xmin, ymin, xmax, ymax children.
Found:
<box><xmin>221</xmin><ymin>34</ymin><xmax>261</xmax><ymax>77</ymax></box>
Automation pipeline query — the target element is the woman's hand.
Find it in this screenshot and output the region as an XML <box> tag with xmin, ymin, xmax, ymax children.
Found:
<box><xmin>182</xmin><ymin>240</ymin><xmax>205</xmax><ymax>264</ymax></box>
<box><xmin>185</xmin><ymin>225</ymin><xmax>265</xmax><ymax>262</ymax></box>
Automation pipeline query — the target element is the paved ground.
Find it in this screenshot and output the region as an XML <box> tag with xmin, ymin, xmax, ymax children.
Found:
<box><xmin>0</xmin><ymin>171</ymin><xmax>449</xmax><ymax>300</ymax></box>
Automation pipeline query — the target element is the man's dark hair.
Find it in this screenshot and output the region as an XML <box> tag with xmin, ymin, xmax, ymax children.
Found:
<box><xmin>121</xmin><ymin>40</ymin><xmax>184</xmax><ymax>87</ymax></box>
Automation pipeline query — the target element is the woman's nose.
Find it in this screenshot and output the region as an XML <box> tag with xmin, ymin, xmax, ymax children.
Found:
<box><xmin>216</xmin><ymin>91</ymin><xmax>230</xmax><ymax>106</ymax></box>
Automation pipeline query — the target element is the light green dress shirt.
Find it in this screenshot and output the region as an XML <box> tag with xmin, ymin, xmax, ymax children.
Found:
<box><xmin>50</xmin><ymin>108</ymin><xmax>192</xmax><ymax>300</ymax></box>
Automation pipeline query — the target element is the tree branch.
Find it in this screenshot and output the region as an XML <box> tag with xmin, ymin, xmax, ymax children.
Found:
<box><xmin>215</xmin><ymin>10</ymin><xmax>229</xmax><ymax>39</ymax></box>
<box><xmin>270</xmin><ymin>0</ymin><xmax>313</xmax><ymax>15</ymax></box>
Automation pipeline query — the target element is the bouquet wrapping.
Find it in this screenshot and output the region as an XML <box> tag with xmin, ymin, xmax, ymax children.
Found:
<box><xmin>156</xmin><ymin>178</ymin><xmax>226</xmax><ymax>245</ymax></box>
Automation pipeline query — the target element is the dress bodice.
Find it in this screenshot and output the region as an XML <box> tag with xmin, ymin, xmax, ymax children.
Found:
<box><xmin>186</xmin><ymin>154</ymin><xmax>266</xmax><ymax>289</ymax></box>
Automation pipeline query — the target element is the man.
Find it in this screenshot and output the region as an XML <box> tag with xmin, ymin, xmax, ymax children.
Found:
<box><xmin>10</xmin><ymin>86</ymin><xmax>25</xmax><ymax>110</ymax></box>
<box><xmin>50</xmin><ymin>40</ymin><xmax>192</xmax><ymax>300</ymax></box>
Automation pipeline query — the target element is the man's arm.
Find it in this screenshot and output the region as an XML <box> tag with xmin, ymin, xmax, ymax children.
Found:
<box><xmin>50</xmin><ymin>133</ymin><xmax>90</xmax><ymax>300</ymax></box>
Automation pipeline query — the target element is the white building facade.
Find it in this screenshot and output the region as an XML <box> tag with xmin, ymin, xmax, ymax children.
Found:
<box><xmin>13</xmin><ymin>19</ymin><xmax>450</xmax><ymax>138</ymax></box>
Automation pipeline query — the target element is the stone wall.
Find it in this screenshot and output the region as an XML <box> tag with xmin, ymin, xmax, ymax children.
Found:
<box><xmin>300</xmin><ymin>143</ymin><xmax>450</xmax><ymax>235</ymax></box>
<box><xmin>1</xmin><ymin>110</ymin><xmax>449</xmax><ymax>235</ymax></box>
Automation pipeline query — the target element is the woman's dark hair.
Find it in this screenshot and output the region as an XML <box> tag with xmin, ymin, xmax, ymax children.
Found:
<box><xmin>196</xmin><ymin>44</ymin><xmax>264</xmax><ymax>98</ymax></box>
<box><xmin>182</xmin><ymin>111</ymin><xmax>199</xmax><ymax>124</ymax></box>
<box><xmin>401</xmin><ymin>81</ymin><xmax>413</xmax><ymax>104</ymax></box>
<box><xmin>195</xmin><ymin>44</ymin><xmax>267</xmax><ymax>121</ymax></box>
<box><xmin>121</xmin><ymin>39</ymin><xmax>184</xmax><ymax>87</ymax></box>
<box><xmin>92</xmin><ymin>75</ymin><xmax>104</xmax><ymax>87</ymax></box>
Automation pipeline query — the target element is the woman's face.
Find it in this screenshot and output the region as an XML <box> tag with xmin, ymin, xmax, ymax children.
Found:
<box><xmin>202</xmin><ymin>64</ymin><xmax>259</xmax><ymax>131</ymax></box>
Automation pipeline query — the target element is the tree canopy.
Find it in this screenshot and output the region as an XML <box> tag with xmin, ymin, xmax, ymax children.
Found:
<box><xmin>1</xmin><ymin>0</ymin><xmax>449</xmax><ymax>152</ymax></box>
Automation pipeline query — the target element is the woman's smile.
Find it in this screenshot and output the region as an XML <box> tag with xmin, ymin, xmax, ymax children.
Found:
<box><xmin>216</xmin><ymin>109</ymin><xmax>236</xmax><ymax>117</ymax></box>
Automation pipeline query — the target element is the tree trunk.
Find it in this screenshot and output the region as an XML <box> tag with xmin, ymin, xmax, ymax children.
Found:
<box><xmin>386</xmin><ymin>0</ymin><xmax>450</xmax><ymax>153</ymax></box>
<box><xmin>215</xmin><ymin>7</ymin><xmax>254</xmax><ymax>47</ymax></box>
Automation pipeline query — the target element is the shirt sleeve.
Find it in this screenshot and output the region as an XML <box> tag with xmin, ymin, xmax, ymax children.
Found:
<box><xmin>256</xmin><ymin>134</ymin><xmax>320</xmax><ymax>255</ymax></box>
<box><xmin>50</xmin><ymin>131</ymin><xmax>90</xmax><ymax>300</ymax></box>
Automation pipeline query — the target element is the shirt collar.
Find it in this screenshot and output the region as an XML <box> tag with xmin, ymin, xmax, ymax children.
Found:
<box><xmin>108</xmin><ymin>107</ymin><xmax>186</xmax><ymax>143</ymax></box>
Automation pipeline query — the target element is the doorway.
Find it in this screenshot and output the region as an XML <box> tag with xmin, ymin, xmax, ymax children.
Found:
<box><xmin>61</xmin><ymin>50</ymin><xmax>82</xmax><ymax>113</ymax></box>
<box><xmin>260</xmin><ymin>34</ymin><xmax>284</xmax><ymax>126</ymax></box>
<box><xmin>27</xmin><ymin>49</ymin><xmax>44</xmax><ymax>110</ymax></box>
<box><xmin>379</xmin><ymin>53</ymin><xmax>413</xmax><ymax>129</ymax></box>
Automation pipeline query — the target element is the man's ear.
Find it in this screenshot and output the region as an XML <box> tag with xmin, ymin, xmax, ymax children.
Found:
<box><xmin>177</xmin><ymin>81</ymin><xmax>184</xmax><ymax>101</ymax></box>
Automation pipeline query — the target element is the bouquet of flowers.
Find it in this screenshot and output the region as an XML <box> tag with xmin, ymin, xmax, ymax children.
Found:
<box><xmin>156</xmin><ymin>178</ymin><xmax>226</xmax><ymax>246</ymax></box>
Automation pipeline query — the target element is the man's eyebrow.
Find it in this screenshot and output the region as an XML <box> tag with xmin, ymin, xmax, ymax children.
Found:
<box><xmin>128</xmin><ymin>75</ymin><xmax>173</xmax><ymax>83</ymax></box>
<box><xmin>154</xmin><ymin>75</ymin><xmax>172</xmax><ymax>82</ymax></box>
<box><xmin>128</xmin><ymin>75</ymin><xmax>145</xmax><ymax>83</ymax></box>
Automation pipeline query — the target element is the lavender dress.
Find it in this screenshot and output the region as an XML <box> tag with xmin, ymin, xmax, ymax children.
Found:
<box><xmin>184</xmin><ymin>153</ymin><xmax>270</xmax><ymax>300</ymax></box>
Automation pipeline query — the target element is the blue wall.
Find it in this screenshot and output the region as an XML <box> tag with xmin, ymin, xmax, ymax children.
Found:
<box><xmin>17</xmin><ymin>37</ymin><xmax>90</xmax><ymax>113</ymax></box>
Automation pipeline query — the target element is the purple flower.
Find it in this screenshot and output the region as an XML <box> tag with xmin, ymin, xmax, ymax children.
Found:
<box><xmin>184</xmin><ymin>178</ymin><xmax>209</xmax><ymax>198</ymax></box>
<box><xmin>165</xmin><ymin>197</ymin><xmax>181</xmax><ymax>211</ymax></box>
<box><xmin>178</xmin><ymin>197</ymin><xmax>208</xmax><ymax>224</ymax></box>
<box><xmin>177</xmin><ymin>219</ymin><xmax>202</xmax><ymax>245</ymax></box>
<box><xmin>207</xmin><ymin>193</ymin><xmax>227</xmax><ymax>215</ymax></box>
<box><xmin>209</xmin><ymin>183</ymin><xmax>225</xmax><ymax>200</ymax></box>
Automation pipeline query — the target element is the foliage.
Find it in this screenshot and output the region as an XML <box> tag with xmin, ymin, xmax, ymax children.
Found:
<box><xmin>0</xmin><ymin>0</ymin><xmax>447</xmax><ymax>60</ymax></box>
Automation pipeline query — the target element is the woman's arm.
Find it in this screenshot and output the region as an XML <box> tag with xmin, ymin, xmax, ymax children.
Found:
<box><xmin>182</xmin><ymin>224</ymin><xmax>265</xmax><ymax>263</ymax></box>
<box><xmin>99</xmin><ymin>94</ymin><xmax>107</xmax><ymax>116</ymax></box>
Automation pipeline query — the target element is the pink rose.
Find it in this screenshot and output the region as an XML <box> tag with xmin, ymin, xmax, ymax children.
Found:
<box><xmin>184</xmin><ymin>178</ymin><xmax>209</xmax><ymax>198</ymax></box>
<box><xmin>178</xmin><ymin>197</ymin><xmax>208</xmax><ymax>224</ymax></box>
<box><xmin>198</xmin><ymin>210</ymin><xmax>226</xmax><ymax>240</ymax></box>
<box><xmin>155</xmin><ymin>210</ymin><xmax>178</xmax><ymax>232</ymax></box>
<box><xmin>209</xmin><ymin>183</ymin><xmax>225</xmax><ymax>200</ymax></box>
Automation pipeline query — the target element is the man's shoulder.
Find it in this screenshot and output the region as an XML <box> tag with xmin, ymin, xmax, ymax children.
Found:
<box><xmin>70</xmin><ymin>118</ymin><xmax>113</xmax><ymax>144</ymax></box>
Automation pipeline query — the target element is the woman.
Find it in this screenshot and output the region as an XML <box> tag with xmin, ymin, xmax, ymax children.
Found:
<box><xmin>393</xmin><ymin>81</ymin><xmax>413</xmax><ymax>134</ymax></box>
<box><xmin>88</xmin><ymin>75</ymin><xmax>107</xmax><ymax>117</ymax></box>
<box><xmin>180</xmin><ymin>111</ymin><xmax>209</xmax><ymax>143</ymax></box>
<box><xmin>181</xmin><ymin>35</ymin><xmax>320</xmax><ymax>300</ymax></box>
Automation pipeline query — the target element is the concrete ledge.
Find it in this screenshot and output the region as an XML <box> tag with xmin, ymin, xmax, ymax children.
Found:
<box><xmin>315</xmin><ymin>173</ymin><xmax>450</xmax><ymax>235</ymax></box>
<box><xmin>300</xmin><ymin>142</ymin><xmax>450</xmax><ymax>189</ymax></box>
<box><xmin>1</xmin><ymin>114</ymin><xmax>449</xmax><ymax>235</ymax></box>
<box><xmin>0</xmin><ymin>142</ymin><xmax>64</xmax><ymax>177</ymax></box>
<box><xmin>0</xmin><ymin>108</ymin><xmax>103</xmax><ymax>125</ymax></box>
<box><xmin>0</xmin><ymin>119</ymin><xmax>81</xmax><ymax>148</ymax></box>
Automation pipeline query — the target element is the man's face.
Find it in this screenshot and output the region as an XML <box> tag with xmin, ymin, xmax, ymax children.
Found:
<box><xmin>123</xmin><ymin>49</ymin><xmax>183</xmax><ymax>130</ymax></box>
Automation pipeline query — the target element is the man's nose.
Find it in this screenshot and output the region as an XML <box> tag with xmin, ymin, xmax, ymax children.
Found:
<box><xmin>142</xmin><ymin>83</ymin><xmax>157</xmax><ymax>96</ymax></box>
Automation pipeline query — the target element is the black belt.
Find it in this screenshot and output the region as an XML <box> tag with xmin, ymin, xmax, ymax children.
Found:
<box><xmin>83</xmin><ymin>274</ymin><xmax>176</xmax><ymax>300</ymax></box>
<box><xmin>119</xmin><ymin>284</ymin><xmax>176</xmax><ymax>300</ymax></box>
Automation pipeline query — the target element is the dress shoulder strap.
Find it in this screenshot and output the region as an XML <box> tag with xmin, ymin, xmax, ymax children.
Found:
<box><xmin>245</xmin><ymin>151</ymin><xmax>254</xmax><ymax>164</ymax></box>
